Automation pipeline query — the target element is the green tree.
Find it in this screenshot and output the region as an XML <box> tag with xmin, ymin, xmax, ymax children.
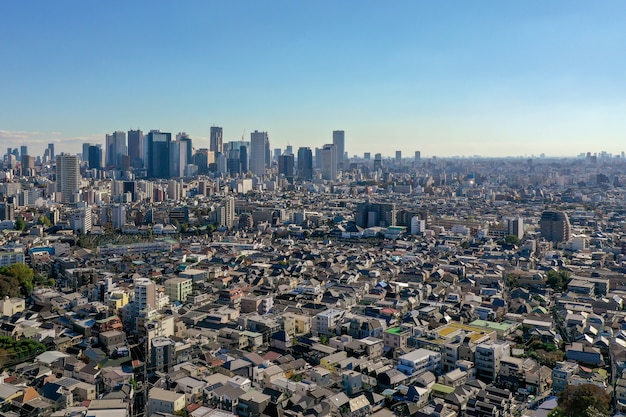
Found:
<box><xmin>557</xmin><ymin>384</ymin><xmax>610</xmax><ymax>417</ymax></box>
<box><xmin>0</xmin><ymin>263</ymin><xmax>37</xmax><ymax>297</ymax></box>
<box><xmin>546</xmin><ymin>269</ymin><xmax>570</xmax><ymax>291</ymax></box>
<box><xmin>14</xmin><ymin>218</ymin><xmax>25</xmax><ymax>231</ymax></box>
<box><xmin>504</xmin><ymin>234</ymin><xmax>521</xmax><ymax>245</ymax></box>
<box><xmin>37</xmin><ymin>215</ymin><xmax>52</xmax><ymax>227</ymax></box>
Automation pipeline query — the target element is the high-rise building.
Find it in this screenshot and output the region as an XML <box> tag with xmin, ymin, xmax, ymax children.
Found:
<box><xmin>278</xmin><ymin>154</ymin><xmax>294</xmax><ymax>182</ymax></box>
<box><xmin>285</xmin><ymin>145</ymin><xmax>293</xmax><ymax>156</ymax></box>
<box><xmin>128</xmin><ymin>130</ymin><xmax>144</xmax><ymax>168</ymax></box>
<box><xmin>217</xmin><ymin>196</ymin><xmax>235</xmax><ymax>228</ymax></box>
<box><xmin>396</xmin><ymin>151</ymin><xmax>402</xmax><ymax>164</ymax></box>
<box><xmin>146</xmin><ymin>130</ymin><xmax>171</xmax><ymax>178</ymax></box>
<box><xmin>105</xmin><ymin>131</ymin><xmax>127</xmax><ymax>168</ymax></box>
<box><xmin>210</xmin><ymin>126</ymin><xmax>223</xmax><ymax>154</ymax></box>
<box><xmin>88</xmin><ymin>145</ymin><xmax>102</xmax><ymax>170</ymax></box>
<box><xmin>20</xmin><ymin>155</ymin><xmax>35</xmax><ymax>173</ymax></box>
<box><xmin>250</xmin><ymin>130</ymin><xmax>269</xmax><ymax>176</ymax></box>
<box><xmin>507</xmin><ymin>217</ymin><xmax>524</xmax><ymax>239</ymax></box>
<box><xmin>20</xmin><ymin>146</ymin><xmax>27</xmax><ymax>158</ymax></box>
<box><xmin>332</xmin><ymin>130</ymin><xmax>345</xmax><ymax>168</ymax></box>
<box><xmin>169</xmin><ymin>137</ymin><xmax>190</xmax><ymax>178</ymax></box>
<box><xmin>297</xmin><ymin>147</ymin><xmax>313</xmax><ymax>181</ymax></box>
<box><xmin>414</xmin><ymin>151</ymin><xmax>421</xmax><ymax>163</ymax></box>
<box><xmin>176</xmin><ymin>132</ymin><xmax>193</xmax><ymax>164</ymax></box>
<box><xmin>364</xmin><ymin>152</ymin><xmax>371</xmax><ymax>160</ymax></box>
<box><xmin>355</xmin><ymin>202</ymin><xmax>396</xmax><ymax>228</ymax></box>
<box><xmin>56</xmin><ymin>154</ymin><xmax>81</xmax><ymax>204</ymax></box>
<box><xmin>47</xmin><ymin>143</ymin><xmax>55</xmax><ymax>163</ymax></box>
<box><xmin>320</xmin><ymin>144</ymin><xmax>337</xmax><ymax>180</ymax></box>
<box><xmin>134</xmin><ymin>278</ymin><xmax>156</xmax><ymax>317</ymax></box>
<box><xmin>540</xmin><ymin>211</ymin><xmax>571</xmax><ymax>243</ymax></box>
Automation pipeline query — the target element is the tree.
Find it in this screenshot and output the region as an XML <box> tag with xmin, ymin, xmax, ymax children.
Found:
<box><xmin>0</xmin><ymin>263</ymin><xmax>37</xmax><ymax>298</ymax></box>
<box><xmin>504</xmin><ymin>234</ymin><xmax>521</xmax><ymax>246</ymax></box>
<box><xmin>556</xmin><ymin>384</ymin><xmax>611</xmax><ymax>417</ymax></box>
<box><xmin>14</xmin><ymin>217</ymin><xmax>25</xmax><ymax>231</ymax></box>
<box><xmin>37</xmin><ymin>215</ymin><xmax>52</xmax><ymax>227</ymax></box>
<box><xmin>546</xmin><ymin>269</ymin><xmax>570</xmax><ymax>291</ymax></box>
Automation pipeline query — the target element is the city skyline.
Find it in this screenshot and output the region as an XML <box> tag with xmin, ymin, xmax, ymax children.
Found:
<box><xmin>3</xmin><ymin>1</ymin><xmax>626</xmax><ymax>157</ymax></box>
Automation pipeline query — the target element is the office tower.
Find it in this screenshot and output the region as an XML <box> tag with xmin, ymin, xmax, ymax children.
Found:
<box><xmin>105</xmin><ymin>131</ymin><xmax>127</xmax><ymax>168</ymax></box>
<box><xmin>297</xmin><ymin>147</ymin><xmax>313</xmax><ymax>181</ymax></box>
<box><xmin>48</xmin><ymin>143</ymin><xmax>55</xmax><ymax>163</ymax></box>
<box><xmin>227</xmin><ymin>148</ymin><xmax>241</xmax><ymax>176</ymax></box>
<box><xmin>128</xmin><ymin>129</ymin><xmax>144</xmax><ymax>168</ymax></box>
<box><xmin>320</xmin><ymin>144</ymin><xmax>337</xmax><ymax>180</ymax></box>
<box><xmin>193</xmin><ymin>149</ymin><xmax>209</xmax><ymax>175</ymax></box>
<box><xmin>250</xmin><ymin>130</ymin><xmax>269</xmax><ymax>176</ymax></box>
<box><xmin>176</xmin><ymin>132</ymin><xmax>193</xmax><ymax>164</ymax></box>
<box><xmin>396</xmin><ymin>151</ymin><xmax>402</xmax><ymax>164</ymax></box>
<box><xmin>146</xmin><ymin>130</ymin><xmax>171</xmax><ymax>178</ymax></box>
<box><xmin>82</xmin><ymin>143</ymin><xmax>92</xmax><ymax>162</ymax></box>
<box><xmin>414</xmin><ymin>151</ymin><xmax>421</xmax><ymax>163</ymax></box>
<box><xmin>21</xmin><ymin>155</ymin><xmax>35</xmax><ymax>174</ymax></box>
<box><xmin>210</xmin><ymin>126</ymin><xmax>223</xmax><ymax>154</ymax></box>
<box><xmin>239</xmin><ymin>145</ymin><xmax>248</xmax><ymax>173</ymax></box>
<box><xmin>540</xmin><ymin>211</ymin><xmax>571</xmax><ymax>243</ymax></box>
<box><xmin>374</xmin><ymin>153</ymin><xmax>382</xmax><ymax>169</ymax></box>
<box><xmin>364</xmin><ymin>152</ymin><xmax>371</xmax><ymax>160</ymax></box>
<box><xmin>285</xmin><ymin>145</ymin><xmax>293</xmax><ymax>156</ymax></box>
<box><xmin>56</xmin><ymin>154</ymin><xmax>81</xmax><ymax>204</ymax></box>
<box><xmin>20</xmin><ymin>146</ymin><xmax>27</xmax><ymax>158</ymax></box>
<box><xmin>278</xmin><ymin>154</ymin><xmax>294</xmax><ymax>182</ymax></box>
<box><xmin>88</xmin><ymin>145</ymin><xmax>102</xmax><ymax>170</ymax></box>
<box><xmin>315</xmin><ymin>147</ymin><xmax>322</xmax><ymax>169</ymax></box>
<box><xmin>170</xmin><ymin>137</ymin><xmax>190</xmax><ymax>178</ymax></box>
<box><xmin>355</xmin><ymin>202</ymin><xmax>397</xmax><ymax>228</ymax></box>
<box><xmin>333</xmin><ymin>130</ymin><xmax>345</xmax><ymax>168</ymax></box>
<box><xmin>274</xmin><ymin>148</ymin><xmax>282</xmax><ymax>161</ymax></box>
<box><xmin>507</xmin><ymin>217</ymin><xmax>524</xmax><ymax>239</ymax></box>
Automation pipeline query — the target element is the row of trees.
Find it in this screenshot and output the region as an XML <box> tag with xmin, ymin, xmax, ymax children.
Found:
<box><xmin>0</xmin><ymin>336</ymin><xmax>46</xmax><ymax>366</ymax></box>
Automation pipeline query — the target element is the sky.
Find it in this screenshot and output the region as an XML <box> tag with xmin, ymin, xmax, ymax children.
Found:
<box><xmin>2</xmin><ymin>1</ymin><xmax>626</xmax><ymax>158</ymax></box>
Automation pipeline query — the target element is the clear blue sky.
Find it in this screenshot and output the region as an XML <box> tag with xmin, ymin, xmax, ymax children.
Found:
<box><xmin>2</xmin><ymin>1</ymin><xmax>626</xmax><ymax>158</ymax></box>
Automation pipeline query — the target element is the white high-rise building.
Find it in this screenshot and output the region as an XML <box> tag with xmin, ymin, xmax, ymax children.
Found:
<box><xmin>250</xmin><ymin>130</ymin><xmax>268</xmax><ymax>176</ymax></box>
<box><xmin>112</xmin><ymin>204</ymin><xmax>126</xmax><ymax>229</ymax></box>
<box><xmin>56</xmin><ymin>154</ymin><xmax>81</xmax><ymax>204</ymax></box>
<box><xmin>411</xmin><ymin>216</ymin><xmax>425</xmax><ymax>235</ymax></box>
<box><xmin>134</xmin><ymin>278</ymin><xmax>156</xmax><ymax>317</ymax></box>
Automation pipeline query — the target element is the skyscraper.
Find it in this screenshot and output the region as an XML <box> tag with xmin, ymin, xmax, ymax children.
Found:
<box><xmin>414</xmin><ymin>151</ymin><xmax>421</xmax><ymax>163</ymax></box>
<box><xmin>320</xmin><ymin>144</ymin><xmax>337</xmax><ymax>180</ymax></box>
<box><xmin>278</xmin><ymin>154</ymin><xmax>294</xmax><ymax>183</ymax></box>
<box><xmin>105</xmin><ymin>131</ymin><xmax>127</xmax><ymax>168</ymax></box>
<box><xmin>146</xmin><ymin>130</ymin><xmax>171</xmax><ymax>178</ymax></box>
<box><xmin>250</xmin><ymin>130</ymin><xmax>269</xmax><ymax>176</ymax></box>
<box><xmin>332</xmin><ymin>130</ymin><xmax>345</xmax><ymax>168</ymax></box>
<box><xmin>297</xmin><ymin>147</ymin><xmax>313</xmax><ymax>181</ymax></box>
<box><xmin>176</xmin><ymin>132</ymin><xmax>193</xmax><ymax>164</ymax></box>
<box><xmin>56</xmin><ymin>154</ymin><xmax>80</xmax><ymax>204</ymax></box>
<box><xmin>88</xmin><ymin>145</ymin><xmax>103</xmax><ymax>170</ymax></box>
<box><xmin>20</xmin><ymin>146</ymin><xmax>27</xmax><ymax>158</ymax></box>
<box><xmin>47</xmin><ymin>143</ymin><xmax>55</xmax><ymax>163</ymax></box>
<box><xmin>395</xmin><ymin>151</ymin><xmax>402</xmax><ymax>164</ymax></box>
<box><xmin>210</xmin><ymin>126</ymin><xmax>223</xmax><ymax>154</ymax></box>
<box><xmin>128</xmin><ymin>129</ymin><xmax>144</xmax><ymax>168</ymax></box>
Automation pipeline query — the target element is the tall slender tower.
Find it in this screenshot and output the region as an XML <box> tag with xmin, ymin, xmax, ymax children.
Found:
<box><xmin>56</xmin><ymin>154</ymin><xmax>80</xmax><ymax>204</ymax></box>
<box><xmin>332</xmin><ymin>130</ymin><xmax>345</xmax><ymax>169</ymax></box>
<box><xmin>250</xmin><ymin>130</ymin><xmax>269</xmax><ymax>176</ymax></box>
<box><xmin>210</xmin><ymin>126</ymin><xmax>223</xmax><ymax>154</ymax></box>
<box><xmin>128</xmin><ymin>129</ymin><xmax>144</xmax><ymax>168</ymax></box>
<box><xmin>297</xmin><ymin>147</ymin><xmax>313</xmax><ymax>181</ymax></box>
